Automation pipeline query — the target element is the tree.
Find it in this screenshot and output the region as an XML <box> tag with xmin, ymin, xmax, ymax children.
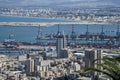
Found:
<box><xmin>85</xmin><ymin>57</ymin><xmax>120</xmax><ymax>80</ymax></box>
<box><xmin>7</xmin><ymin>65</ymin><xmax>10</xmax><ymax>70</ymax></box>
<box><xmin>31</xmin><ymin>78</ymin><xmax>35</xmax><ymax>80</ymax></box>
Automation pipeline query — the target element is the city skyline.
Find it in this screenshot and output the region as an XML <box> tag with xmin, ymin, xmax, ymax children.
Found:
<box><xmin>0</xmin><ymin>0</ymin><xmax>119</xmax><ymax>80</ymax></box>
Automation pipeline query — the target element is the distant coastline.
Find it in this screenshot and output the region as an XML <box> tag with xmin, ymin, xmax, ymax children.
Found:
<box><xmin>0</xmin><ymin>14</ymin><xmax>74</xmax><ymax>22</ymax></box>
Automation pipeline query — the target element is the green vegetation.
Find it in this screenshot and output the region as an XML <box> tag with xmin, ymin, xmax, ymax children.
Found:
<box><xmin>85</xmin><ymin>57</ymin><xmax>120</xmax><ymax>80</ymax></box>
<box><xmin>31</xmin><ymin>78</ymin><xmax>35</xmax><ymax>80</ymax></box>
<box><xmin>115</xmin><ymin>51</ymin><xmax>120</xmax><ymax>54</ymax></box>
<box><xmin>7</xmin><ymin>65</ymin><xmax>10</xmax><ymax>70</ymax></box>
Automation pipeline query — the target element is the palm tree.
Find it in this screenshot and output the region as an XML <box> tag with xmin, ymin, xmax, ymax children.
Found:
<box><xmin>85</xmin><ymin>57</ymin><xmax>120</xmax><ymax>80</ymax></box>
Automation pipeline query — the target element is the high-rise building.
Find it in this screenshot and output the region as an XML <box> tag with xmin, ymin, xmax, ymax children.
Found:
<box><xmin>60</xmin><ymin>48</ymin><xmax>72</xmax><ymax>58</ymax></box>
<box><xmin>85</xmin><ymin>49</ymin><xmax>102</xmax><ymax>69</ymax></box>
<box><xmin>72</xmin><ymin>62</ymin><xmax>81</xmax><ymax>71</ymax></box>
<box><xmin>26</xmin><ymin>58</ymin><xmax>34</xmax><ymax>73</ymax></box>
<box><xmin>18</xmin><ymin>54</ymin><xmax>27</xmax><ymax>61</ymax></box>
<box><xmin>84</xmin><ymin>49</ymin><xmax>103</xmax><ymax>78</ymax></box>
<box><xmin>56</xmin><ymin>25</ymin><xmax>66</xmax><ymax>58</ymax></box>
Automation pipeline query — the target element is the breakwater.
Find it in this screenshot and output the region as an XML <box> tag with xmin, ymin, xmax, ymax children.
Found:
<box><xmin>0</xmin><ymin>22</ymin><xmax>108</xmax><ymax>27</ymax></box>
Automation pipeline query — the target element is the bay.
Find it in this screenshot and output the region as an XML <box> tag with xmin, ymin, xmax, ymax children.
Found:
<box><xmin>0</xmin><ymin>24</ymin><xmax>117</xmax><ymax>42</ymax></box>
<box><xmin>0</xmin><ymin>15</ymin><xmax>118</xmax><ymax>42</ymax></box>
<box><xmin>0</xmin><ymin>15</ymin><xmax>72</xmax><ymax>22</ymax></box>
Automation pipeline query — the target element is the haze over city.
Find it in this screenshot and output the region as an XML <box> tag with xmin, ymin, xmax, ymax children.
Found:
<box><xmin>0</xmin><ymin>0</ymin><xmax>120</xmax><ymax>8</ymax></box>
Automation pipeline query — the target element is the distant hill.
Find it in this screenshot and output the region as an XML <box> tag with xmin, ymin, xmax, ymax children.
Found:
<box><xmin>0</xmin><ymin>0</ymin><xmax>120</xmax><ymax>8</ymax></box>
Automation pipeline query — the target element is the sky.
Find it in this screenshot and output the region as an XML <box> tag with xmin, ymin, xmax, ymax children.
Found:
<box><xmin>0</xmin><ymin>0</ymin><xmax>119</xmax><ymax>8</ymax></box>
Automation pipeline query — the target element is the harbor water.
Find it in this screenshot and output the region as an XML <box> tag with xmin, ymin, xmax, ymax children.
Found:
<box><xmin>0</xmin><ymin>15</ymin><xmax>118</xmax><ymax>42</ymax></box>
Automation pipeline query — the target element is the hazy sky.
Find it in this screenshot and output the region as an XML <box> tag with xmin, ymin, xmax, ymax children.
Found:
<box><xmin>0</xmin><ymin>0</ymin><xmax>119</xmax><ymax>7</ymax></box>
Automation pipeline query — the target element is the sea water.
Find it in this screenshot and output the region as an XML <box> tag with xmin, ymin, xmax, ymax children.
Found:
<box><xmin>0</xmin><ymin>15</ymin><xmax>118</xmax><ymax>42</ymax></box>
